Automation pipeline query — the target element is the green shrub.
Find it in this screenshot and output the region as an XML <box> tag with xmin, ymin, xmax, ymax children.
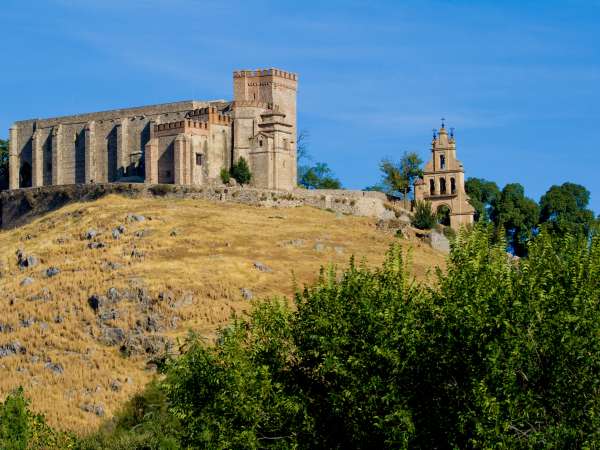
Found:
<box><xmin>230</xmin><ymin>157</ymin><xmax>252</xmax><ymax>185</ymax></box>
<box><xmin>411</xmin><ymin>200</ymin><xmax>437</xmax><ymax>229</ymax></box>
<box><xmin>220</xmin><ymin>167</ymin><xmax>231</xmax><ymax>184</ymax></box>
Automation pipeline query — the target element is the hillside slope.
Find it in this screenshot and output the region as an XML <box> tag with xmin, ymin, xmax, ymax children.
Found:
<box><xmin>0</xmin><ymin>194</ymin><xmax>444</xmax><ymax>432</ymax></box>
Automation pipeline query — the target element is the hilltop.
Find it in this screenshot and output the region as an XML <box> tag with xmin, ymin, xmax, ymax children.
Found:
<box><xmin>0</xmin><ymin>194</ymin><xmax>444</xmax><ymax>432</ymax></box>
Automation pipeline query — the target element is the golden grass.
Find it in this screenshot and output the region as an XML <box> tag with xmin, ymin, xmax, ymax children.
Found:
<box><xmin>0</xmin><ymin>194</ymin><xmax>444</xmax><ymax>432</ymax></box>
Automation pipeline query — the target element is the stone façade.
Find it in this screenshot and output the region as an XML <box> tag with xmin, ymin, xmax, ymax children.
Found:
<box><xmin>413</xmin><ymin>122</ymin><xmax>475</xmax><ymax>228</ymax></box>
<box><xmin>8</xmin><ymin>68</ymin><xmax>298</xmax><ymax>191</ymax></box>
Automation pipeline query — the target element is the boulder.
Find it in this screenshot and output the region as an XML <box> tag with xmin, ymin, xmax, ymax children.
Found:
<box><xmin>20</xmin><ymin>277</ymin><xmax>34</xmax><ymax>287</ymax></box>
<box><xmin>430</xmin><ymin>230</ymin><xmax>450</xmax><ymax>254</ymax></box>
<box><xmin>241</xmin><ymin>288</ymin><xmax>253</xmax><ymax>301</ymax></box>
<box><xmin>253</xmin><ymin>261</ymin><xmax>272</xmax><ymax>272</ymax></box>
<box><xmin>45</xmin><ymin>267</ymin><xmax>60</xmax><ymax>278</ymax></box>
<box><xmin>99</xmin><ymin>327</ymin><xmax>126</xmax><ymax>346</ymax></box>
<box><xmin>44</xmin><ymin>361</ymin><xmax>64</xmax><ymax>374</ymax></box>
<box><xmin>85</xmin><ymin>229</ymin><xmax>98</xmax><ymax>240</ymax></box>
<box><xmin>127</xmin><ymin>214</ymin><xmax>146</xmax><ymax>223</ymax></box>
<box><xmin>0</xmin><ymin>341</ymin><xmax>25</xmax><ymax>358</ymax></box>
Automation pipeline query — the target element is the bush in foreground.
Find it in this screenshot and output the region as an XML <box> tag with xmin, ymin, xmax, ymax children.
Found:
<box><xmin>15</xmin><ymin>226</ymin><xmax>600</xmax><ymax>448</ymax></box>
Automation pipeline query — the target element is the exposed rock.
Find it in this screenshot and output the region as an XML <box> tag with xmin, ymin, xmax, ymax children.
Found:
<box><xmin>104</xmin><ymin>261</ymin><xmax>123</xmax><ymax>271</ymax></box>
<box><xmin>430</xmin><ymin>230</ymin><xmax>450</xmax><ymax>254</ymax></box>
<box><xmin>134</xmin><ymin>229</ymin><xmax>150</xmax><ymax>238</ymax></box>
<box><xmin>158</xmin><ymin>290</ymin><xmax>175</xmax><ymax>303</ymax></box>
<box><xmin>45</xmin><ymin>267</ymin><xmax>60</xmax><ymax>278</ymax></box>
<box><xmin>16</xmin><ymin>250</ymin><xmax>39</xmax><ymax>269</ymax></box>
<box><xmin>54</xmin><ymin>315</ymin><xmax>64</xmax><ymax>324</ymax></box>
<box><xmin>120</xmin><ymin>334</ymin><xmax>172</xmax><ymax>357</ymax></box>
<box><xmin>111</xmin><ymin>229</ymin><xmax>121</xmax><ymax>240</ymax></box>
<box><xmin>39</xmin><ymin>322</ymin><xmax>49</xmax><ymax>331</ymax></box>
<box><xmin>98</xmin><ymin>309</ymin><xmax>119</xmax><ymax>322</ymax></box>
<box><xmin>44</xmin><ymin>361</ymin><xmax>64</xmax><ymax>374</ymax></box>
<box><xmin>241</xmin><ymin>288</ymin><xmax>253</xmax><ymax>301</ymax></box>
<box><xmin>20</xmin><ymin>277</ymin><xmax>34</xmax><ymax>287</ymax></box>
<box><xmin>28</xmin><ymin>287</ymin><xmax>52</xmax><ymax>302</ymax></box>
<box><xmin>253</xmin><ymin>261</ymin><xmax>272</xmax><ymax>272</ymax></box>
<box><xmin>80</xmin><ymin>403</ymin><xmax>105</xmax><ymax>417</ymax></box>
<box><xmin>334</xmin><ymin>246</ymin><xmax>345</xmax><ymax>255</ymax></box>
<box><xmin>99</xmin><ymin>327</ymin><xmax>126</xmax><ymax>346</ymax></box>
<box><xmin>314</xmin><ymin>242</ymin><xmax>326</xmax><ymax>252</ymax></box>
<box><xmin>107</xmin><ymin>287</ymin><xmax>121</xmax><ymax>302</ymax></box>
<box><xmin>171</xmin><ymin>292</ymin><xmax>193</xmax><ymax>309</ymax></box>
<box><xmin>0</xmin><ymin>323</ymin><xmax>14</xmax><ymax>333</ymax></box>
<box><xmin>127</xmin><ymin>214</ymin><xmax>146</xmax><ymax>223</ymax></box>
<box><xmin>0</xmin><ymin>341</ymin><xmax>25</xmax><ymax>358</ymax></box>
<box><xmin>169</xmin><ymin>229</ymin><xmax>179</xmax><ymax>237</ymax></box>
<box><xmin>117</xmin><ymin>224</ymin><xmax>126</xmax><ymax>233</ymax></box>
<box><xmin>110</xmin><ymin>380</ymin><xmax>122</xmax><ymax>392</ymax></box>
<box><xmin>88</xmin><ymin>242</ymin><xmax>106</xmax><ymax>249</ymax></box>
<box><xmin>85</xmin><ymin>229</ymin><xmax>98</xmax><ymax>240</ymax></box>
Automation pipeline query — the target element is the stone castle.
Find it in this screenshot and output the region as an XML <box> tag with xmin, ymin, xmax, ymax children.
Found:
<box><xmin>8</xmin><ymin>68</ymin><xmax>298</xmax><ymax>191</ymax></box>
<box><xmin>414</xmin><ymin>122</ymin><xmax>475</xmax><ymax>228</ymax></box>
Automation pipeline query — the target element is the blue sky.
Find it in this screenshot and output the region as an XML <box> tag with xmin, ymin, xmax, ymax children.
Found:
<box><xmin>1</xmin><ymin>0</ymin><xmax>599</xmax><ymax>212</ymax></box>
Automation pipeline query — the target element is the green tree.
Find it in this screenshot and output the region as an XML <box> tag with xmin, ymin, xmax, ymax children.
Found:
<box><xmin>464</xmin><ymin>177</ymin><xmax>500</xmax><ymax>222</ymax></box>
<box><xmin>296</xmin><ymin>131</ymin><xmax>342</xmax><ymax>189</ymax></box>
<box><xmin>379</xmin><ymin>152</ymin><xmax>424</xmax><ymax>201</ymax></box>
<box><xmin>230</xmin><ymin>157</ymin><xmax>252</xmax><ymax>185</ymax></box>
<box><xmin>411</xmin><ymin>200</ymin><xmax>437</xmax><ymax>229</ymax></box>
<box><xmin>0</xmin><ymin>138</ymin><xmax>8</xmax><ymax>191</ymax></box>
<box><xmin>299</xmin><ymin>162</ymin><xmax>341</xmax><ymax>189</ymax></box>
<box><xmin>539</xmin><ymin>182</ymin><xmax>595</xmax><ymax>238</ymax></box>
<box><xmin>491</xmin><ymin>183</ymin><xmax>539</xmax><ymax>256</ymax></box>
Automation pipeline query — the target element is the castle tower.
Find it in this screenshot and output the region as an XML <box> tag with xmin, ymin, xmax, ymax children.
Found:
<box><xmin>231</xmin><ymin>68</ymin><xmax>298</xmax><ymax>190</ymax></box>
<box><xmin>413</xmin><ymin>121</ymin><xmax>475</xmax><ymax>229</ymax></box>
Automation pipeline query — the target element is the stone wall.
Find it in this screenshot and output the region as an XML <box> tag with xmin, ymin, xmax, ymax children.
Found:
<box><xmin>0</xmin><ymin>184</ymin><xmax>406</xmax><ymax>230</ymax></box>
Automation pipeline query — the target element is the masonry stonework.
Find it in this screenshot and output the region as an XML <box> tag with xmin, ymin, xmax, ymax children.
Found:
<box><xmin>414</xmin><ymin>123</ymin><xmax>475</xmax><ymax>229</ymax></box>
<box><xmin>8</xmin><ymin>68</ymin><xmax>298</xmax><ymax>192</ymax></box>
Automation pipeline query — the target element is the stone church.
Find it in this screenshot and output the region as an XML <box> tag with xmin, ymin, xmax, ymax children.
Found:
<box><xmin>8</xmin><ymin>68</ymin><xmax>298</xmax><ymax>191</ymax></box>
<box><xmin>414</xmin><ymin>122</ymin><xmax>475</xmax><ymax>228</ymax></box>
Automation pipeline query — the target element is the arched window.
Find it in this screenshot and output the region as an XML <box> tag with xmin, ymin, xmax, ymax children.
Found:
<box><xmin>440</xmin><ymin>178</ymin><xmax>447</xmax><ymax>194</ymax></box>
<box><xmin>437</xmin><ymin>204</ymin><xmax>451</xmax><ymax>226</ymax></box>
<box><xmin>451</xmin><ymin>177</ymin><xmax>456</xmax><ymax>194</ymax></box>
<box><xmin>429</xmin><ymin>179</ymin><xmax>435</xmax><ymax>195</ymax></box>
<box><xmin>440</xmin><ymin>154</ymin><xmax>446</xmax><ymax>170</ymax></box>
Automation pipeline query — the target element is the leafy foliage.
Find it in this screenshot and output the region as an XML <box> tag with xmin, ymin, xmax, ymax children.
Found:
<box><xmin>539</xmin><ymin>182</ymin><xmax>595</xmax><ymax>237</ymax></box>
<box><xmin>296</xmin><ymin>130</ymin><xmax>342</xmax><ymax>189</ymax></box>
<box><xmin>378</xmin><ymin>152</ymin><xmax>423</xmax><ymax>199</ymax></box>
<box><xmin>299</xmin><ymin>162</ymin><xmax>342</xmax><ymax>189</ymax></box>
<box><xmin>0</xmin><ymin>387</ymin><xmax>74</xmax><ymax>449</ymax></box>
<box><xmin>465</xmin><ymin>177</ymin><xmax>500</xmax><ymax>222</ymax></box>
<box><xmin>230</xmin><ymin>157</ymin><xmax>252</xmax><ymax>185</ymax></box>
<box><xmin>0</xmin><ymin>138</ymin><xmax>8</xmax><ymax>191</ymax></box>
<box><xmin>491</xmin><ymin>183</ymin><xmax>539</xmax><ymax>256</ymax></box>
<box><xmin>411</xmin><ymin>200</ymin><xmax>437</xmax><ymax>229</ymax></box>
<box><xmin>220</xmin><ymin>167</ymin><xmax>231</xmax><ymax>184</ymax></box>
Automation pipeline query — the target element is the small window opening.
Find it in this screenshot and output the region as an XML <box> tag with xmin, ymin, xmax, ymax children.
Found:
<box><xmin>196</xmin><ymin>154</ymin><xmax>203</xmax><ymax>166</ymax></box>
<box><xmin>451</xmin><ymin>178</ymin><xmax>456</xmax><ymax>194</ymax></box>
<box><xmin>429</xmin><ymin>179</ymin><xmax>435</xmax><ymax>195</ymax></box>
<box><xmin>259</xmin><ymin>139</ymin><xmax>263</xmax><ymax>147</ymax></box>
<box><xmin>440</xmin><ymin>154</ymin><xmax>446</xmax><ymax>170</ymax></box>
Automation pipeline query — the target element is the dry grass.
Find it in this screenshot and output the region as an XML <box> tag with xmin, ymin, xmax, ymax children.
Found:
<box><xmin>0</xmin><ymin>194</ymin><xmax>444</xmax><ymax>432</ymax></box>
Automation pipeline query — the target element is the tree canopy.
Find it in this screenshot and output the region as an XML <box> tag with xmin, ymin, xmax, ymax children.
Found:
<box><xmin>70</xmin><ymin>226</ymin><xmax>600</xmax><ymax>449</ymax></box>
<box><xmin>490</xmin><ymin>183</ymin><xmax>539</xmax><ymax>256</ymax></box>
<box><xmin>378</xmin><ymin>152</ymin><xmax>423</xmax><ymax>199</ymax></box>
<box><xmin>539</xmin><ymin>182</ymin><xmax>595</xmax><ymax>237</ymax></box>
<box><xmin>465</xmin><ymin>177</ymin><xmax>500</xmax><ymax>222</ymax></box>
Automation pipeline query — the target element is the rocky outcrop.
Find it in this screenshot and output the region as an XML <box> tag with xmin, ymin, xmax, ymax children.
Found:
<box><xmin>0</xmin><ymin>183</ymin><xmax>410</xmax><ymax>229</ymax></box>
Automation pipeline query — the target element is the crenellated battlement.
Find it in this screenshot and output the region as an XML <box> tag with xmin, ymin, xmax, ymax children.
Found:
<box><xmin>186</xmin><ymin>106</ymin><xmax>233</xmax><ymax>125</ymax></box>
<box><xmin>154</xmin><ymin>120</ymin><xmax>210</xmax><ymax>136</ymax></box>
<box><xmin>233</xmin><ymin>68</ymin><xmax>298</xmax><ymax>81</ymax></box>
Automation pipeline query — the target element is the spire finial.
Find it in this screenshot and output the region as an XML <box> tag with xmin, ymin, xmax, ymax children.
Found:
<box><xmin>450</xmin><ymin>127</ymin><xmax>455</xmax><ymax>138</ymax></box>
<box><xmin>441</xmin><ymin>117</ymin><xmax>446</xmax><ymax>129</ymax></box>
<box><xmin>432</xmin><ymin>128</ymin><xmax>437</xmax><ymax>139</ymax></box>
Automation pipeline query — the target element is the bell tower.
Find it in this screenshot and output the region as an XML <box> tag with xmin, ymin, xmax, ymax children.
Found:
<box><xmin>413</xmin><ymin>120</ymin><xmax>475</xmax><ymax>228</ymax></box>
